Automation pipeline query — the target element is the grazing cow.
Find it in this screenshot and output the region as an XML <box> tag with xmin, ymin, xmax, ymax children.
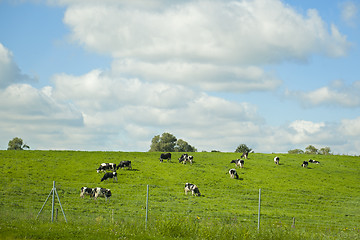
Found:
<box><xmin>184</xmin><ymin>183</ymin><xmax>201</xmax><ymax>196</ymax></box>
<box><xmin>178</xmin><ymin>154</ymin><xmax>193</xmax><ymax>164</ymax></box>
<box><xmin>187</xmin><ymin>155</ymin><xmax>194</xmax><ymax>164</ymax></box>
<box><xmin>229</xmin><ymin>169</ymin><xmax>239</xmax><ymax>179</ymax></box>
<box><xmin>80</xmin><ymin>187</ymin><xmax>94</xmax><ymax>198</ymax></box>
<box><xmin>231</xmin><ymin>159</ymin><xmax>244</xmax><ymax>168</ymax></box>
<box><xmin>101</xmin><ymin>171</ymin><xmax>118</xmax><ymax>182</ymax></box>
<box><xmin>178</xmin><ymin>153</ymin><xmax>188</xmax><ymax>163</ymax></box>
<box><xmin>274</xmin><ymin>156</ymin><xmax>280</xmax><ymax>165</ymax></box>
<box><xmin>301</xmin><ymin>161</ymin><xmax>309</xmax><ymax>168</ymax></box>
<box><xmin>160</xmin><ymin>153</ymin><xmax>171</xmax><ymax>163</ymax></box>
<box><xmin>117</xmin><ymin>160</ymin><xmax>132</xmax><ymax>170</ymax></box>
<box><xmin>93</xmin><ymin>187</ymin><xmax>112</xmax><ymax>201</ymax></box>
<box><xmin>309</xmin><ymin>159</ymin><xmax>320</xmax><ymax>164</ymax></box>
<box><xmin>241</xmin><ymin>152</ymin><xmax>249</xmax><ymax>159</ymax></box>
<box><xmin>96</xmin><ymin>163</ymin><xmax>117</xmax><ymax>173</ymax></box>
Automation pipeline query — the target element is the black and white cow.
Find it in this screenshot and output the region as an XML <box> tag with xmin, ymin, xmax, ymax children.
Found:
<box><xmin>241</xmin><ymin>152</ymin><xmax>249</xmax><ymax>159</ymax></box>
<box><xmin>160</xmin><ymin>153</ymin><xmax>171</xmax><ymax>163</ymax></box>
<box><xmin>231</xmin><ymin>159</ymin><xmax>244</xmax><ymax>168</ymax></box>
<box><xmin>274</xmin><ymin>156</ymin><xmax>280</xmax><ymax>165</ymax></box>
<box><xmin>309</xmin><ymin>159</ymin><xmax>320</xmax><ymax>164</ymax></box>
<box><xmin>178</xmin><ymin>153</ymin><xmax>187</xmax><ymax>163</ymax></box>
<box><xmin>101</xmin><ymin>171</ymin><xmax>118</xmax><ymax>182</ymax></box>
<box><xmin>117</xmin><ymin>161</ymin><xmax>132</xmax><ymax>170</ymax></box>
<box><xmin>229</xmin><ymin>169</ymin><xmax>239</xmax><ymax>179</ymax></box>
<box><xmin>184</xmin><ymin>183</ymin><xmax>201</xmax><ymax>196</ymax></box>
<box><xmin>96</xmin><ymin>163</ymin><xmax>117</xmax><ymax>173</ymax></box>
<box><xmin>93</xmin><ymin>187</ymin><xmax>112</xmax><ymax>201</ymax></box>
<box><xmin>80</xmin><ymin>187</ymin><xmax>94</xmax><ymax>198</ymax></box>
<box><xmin>301</xmin><ymin>161</ymin><xmax>309</xmax><ymax>168</ymax></box>
<box><xmin>186</xmin><ymin>155</ymin><xmax>194</xmax><ymax>164</ymax></box>
<box><xmin>178</xmin><ymin>154</ymin><xmax>193</xmax><ymax>164</ymax></box>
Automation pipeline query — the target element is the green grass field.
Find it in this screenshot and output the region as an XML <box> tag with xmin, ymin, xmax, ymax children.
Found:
<box><xmin>0</xmin><ymin>150</ymin><xmax>359</xmax><ymax>239</ymax></box>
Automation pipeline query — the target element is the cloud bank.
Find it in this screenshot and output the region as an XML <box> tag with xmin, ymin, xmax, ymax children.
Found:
<box><xmin>1</xmin><ymin>0</ymin><xmax>359</xmax><ymax>154</ymax></box>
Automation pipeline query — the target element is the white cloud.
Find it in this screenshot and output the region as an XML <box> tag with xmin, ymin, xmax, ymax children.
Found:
<box><xmin>0</xmin><ymin>83</ymin><xmax>85</xmax><ymax>150</ymax></box>
<box><xmin>0</xmin><ymin>43</ymin><xmax>35</xmax><ymax>88</ymax></box>
<box><xmin>0</xmin><ymin>83</ymin><xmax>83</xmax><ymax>125</ymax></box>
<box><xmin>47</xmin><ymin>68</ymin><xmax>266</xmax><ymax>151</ymax></box>
<box><xmin>62</xmin><ymin>0</ymin><xmax>350</xmax><ymax>63</ymax></box>
<box><xmin>57</xmin><ymin>0</ymin><xmax>351</xmax><ymax>94</ymax></box>
<box><xmin>339</xmin><ymin>117</ymin><xmax>360</xmax><ymax>137</ymax></box>
<box><xmin>290</xmin><ymin>120</ymin><xmax>325</xmax><ymax>134</ymax></box>
<box><xmin>285</xmin><ymin>80</ymin><xmax>360</xmax><ymax>108</ymax></box>
<box><xmin>340</xmin><ymin>1</ymin><xmax>358</xmax><ymax>26</ymax></box>
<box><xmin>52</xmin><ymin>68</ymin><xmax>262</xmax><ymax>122</ymax></box>
<box><xmin>112</xmin><ymin>59</ymin><xmax>282</xmax><ymax>92</ymax></box>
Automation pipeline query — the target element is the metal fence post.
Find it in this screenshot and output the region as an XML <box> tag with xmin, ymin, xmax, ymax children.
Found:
<box><xmin>51</xmin><ymin>181</ymin><xmax>55</xmax><ymax>222</ymax></box>
<box><xmin>258</xmin><ymin>188</ymin><xmax>261</xmax><ymax>231</ymax></box>
<box><xmin>145</xmin><ymin>184</ymin><xmax>149</xmax><ymax>230</ymax></box>
<box><xmin>36</xmin><ymin>181</ymin><xmax>67</xmax><ymax>223</ymax></box>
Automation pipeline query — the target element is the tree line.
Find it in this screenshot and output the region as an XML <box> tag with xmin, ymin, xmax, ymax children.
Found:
<box><xmin>149</xmin><ymin>133</ymin><xmax>197</xmax><ymax>152</ymax></box>
<box><xmin>288</xmin><ymin>145</ymin><xmax>332</xmax><ymax>155</ymax></box>
<box><xmin>6</xmin><ymin>136</ymin><xmax>331</xmax><ymax>156</ymax></box>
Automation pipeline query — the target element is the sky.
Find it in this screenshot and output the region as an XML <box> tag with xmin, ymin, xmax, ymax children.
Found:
<box><xmin>0</xmin><ymin>0</ymin><xmax>360</xmax><ymax>154</ymax></box>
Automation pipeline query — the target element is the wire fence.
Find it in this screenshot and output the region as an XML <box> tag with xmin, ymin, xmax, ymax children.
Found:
<box><xmin>27</xmin><ymin>182</ymin><xmax>359</xmax><ymax>232</ymax></box>
<box><xmin>1</xmin><ymin>181</ymin><xmax>358</xmax><ymax>232</ymax></box>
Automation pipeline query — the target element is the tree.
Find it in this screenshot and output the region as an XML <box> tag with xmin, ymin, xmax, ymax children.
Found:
<box><xmin>159</xmin><ymin>133</ymin><xmax>177</xmax><ymax>152</ymax></box>
<box><xmin>288</xmin><ymin>149</ymin><xmax>304</xmax><ymax>154</ymax></box>
<box><xmin>149</xmin><ymin>132</ymin><xmax>177</xmax><ymax>152</ymax></box>
<box><xmin>319</xmin><ymin>147</ymin><xmax>331</xmax><ymax>155</ymax></box>
<box><xmin>305</xmin><ymin>145</ymin><xmax>318</xmax><ymax>154</ymax></box>
<box><xmin>235</xmin><ymin>144</ymin><xmax>252</xmax><ymax>153</ymax></box>
<box><xmin>149</xmin><ymin>135</ymin><xmax>161</xmax><ymax>152</ymax></box>
<box><xmin>149</xmin><ymin>133</ymin><xmax>197</xmax><ymax>152</ymax></box>
<box><xmin>7</xmin><ymin>137</ymin><xmax>29</xmax><ymax>150</ymax></box>
<box><xmin>175</xmin><ymin>139</ymin><xmax>197</xmax><ymax>152</ymax></box>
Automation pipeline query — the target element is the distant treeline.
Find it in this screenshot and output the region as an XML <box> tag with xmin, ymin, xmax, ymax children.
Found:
<box><xmin>288</xmin><ymin>145</ymin><xmax>331</xmax><ymax>155</ymax></box>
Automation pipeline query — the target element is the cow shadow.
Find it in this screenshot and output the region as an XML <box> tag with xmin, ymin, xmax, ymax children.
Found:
<box><xmin>127</xmin><ymin>168</ymin><xmax>139</xmax><ymax>171</ymax></box>
<box><xmin>117</xmin><ymin>168</ymin><xmax>139</xmax><ymax>172</ymax></box>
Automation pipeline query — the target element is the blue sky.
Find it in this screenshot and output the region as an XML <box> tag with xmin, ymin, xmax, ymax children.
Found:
<box><xmin>1</xmin><ymin>0</ymin><xmax>359</xmax><ymax>154</ymax></box>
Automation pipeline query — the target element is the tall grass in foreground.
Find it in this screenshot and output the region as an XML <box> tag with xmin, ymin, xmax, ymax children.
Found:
<box><xmin>1</xmin><ymin>213</ymin><xmax>359</xmax><ymax>239</ymax></box>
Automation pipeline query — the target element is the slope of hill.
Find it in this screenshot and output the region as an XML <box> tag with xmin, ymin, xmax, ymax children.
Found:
<box><xmin>0</xmin><ymin>150</ymin><xmax>359</xmax><ymax>239</ymax></box>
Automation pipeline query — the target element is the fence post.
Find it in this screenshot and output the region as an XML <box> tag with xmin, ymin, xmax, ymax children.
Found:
<box><xmin>51</xmin><ymin>181</ymin><xmax>55</xmax><ymax>222</ymax></box>
<box><xmin>112</xmin><ymin>209</ymin><xmax>114</xmax><ymax>223</ymax></box>
<box><xmin>292</xmin><ymin>217</ymin><xmax>296</xmax><ymax>228</ymax></box>
<box><xmin>145</xmin><ymin>184</ymin><xmax>149</xmax><ymax>230</ymax></box>
<box><xmin>36</xmin><ymin>181</ymin><xmax>67</xmax><ymax>223</ymax></box>
<box><xmin>258</xmin><ymin>188</ymin><xmax>261</xmax><ymax>231</ymax></box>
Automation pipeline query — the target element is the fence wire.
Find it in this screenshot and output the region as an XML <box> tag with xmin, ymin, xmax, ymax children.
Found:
<box><xmin>1</xmin><ymin>181</ymin><xmax>359</xmax><ymax>232</ymax></box>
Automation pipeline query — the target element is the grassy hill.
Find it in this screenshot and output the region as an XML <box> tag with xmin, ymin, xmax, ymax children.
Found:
<box><xmin>0</xmin><ymin>150</ymin><xmax>359</xmax><ymax>239</ymax></box>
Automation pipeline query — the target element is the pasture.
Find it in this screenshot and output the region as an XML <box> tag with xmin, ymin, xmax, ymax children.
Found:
<box><xmin>0</xmin><ymin>150</ymin><xmax>359</xmax><ymax>239</ymax></box>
